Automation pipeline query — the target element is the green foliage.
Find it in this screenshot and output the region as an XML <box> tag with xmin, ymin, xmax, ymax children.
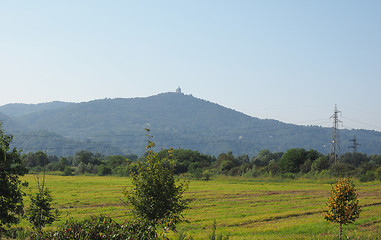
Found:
<box><xmin>28</xmin><ymin>215</ymin><xmax>158</xmax><ymax>240</ymax></box>
<box><xmin>73</xmin><ymin>150</ymin><xmax>102</xmax><ymax>166</ymax></box>
<box><xmin>98</xmin><ymin>164</ymin><xmax>112</xmax><ymax>176</ymax></box>
<box><xmin>278</xmin><ymin>148</ymin><xmax>305</xmax><ymax>173</ymax></box>
<box><xmin>25</xmin><ymin>175</ymin><xmax>59</xmax><ymax>231</ymax></box>
<box><xmin>46</xmin><ymin>157</ymin><xmax>69</xmax><ymax>172</ymax></box>
<box><xmin>74</xmin><ymin>162</ymin><xmax>98</xmax><ymax>175</ymax></box>
<box><xmin>311</xmin><ymin>156</ymin><xmax>330</xmax><ymax>172</ymax></box>
<box><xmin>329</xmin><ymin>162</ymin><xmax>356</xmax><ymax>177</ymax></box>
<box><xmin>370</xmin><ymin>154</ymin><xmax>381</xmax><ymax>165</ymax></box>
<box><xmin>22</xmin><ymin>151</ymin><xmax>49</xmax><ymax>168</ymax></box>
<box><xmin>157</xmin><ymin>149</ymin><xmax>214</xmax><ymax>175</ymax></box>
<box><xmin>215</xmin><ymin>151</ymin><xmax>242</xmax><ymax>175</ymax></box>
<box><xmin>359</xmin><ymin>171</ymin><xmax>375</xmax><ymax>182</ymax></box>
<box><xmin>278</xmin><ymin>148</ymin><xmax>320</xmax><ymax>173</ymax></box>
<box><xmin>12</xmin><ymin>145</ymin><xmax>381</xmax><ymax>180</ymax></box>
<box><xmin>376</xmin><ymin>167</ymin><xmax>381</xmax><ymax>181</ymax></box>
<box><xmin>0</xmin><ymin>123</ymin><xmax>28</xmax><ymax>233</ymax></box>
<box><xmin>62</xmin><ymin>166</ymin><xmax>73</xmax><ymax>176</ymax></box>
<box><xmin>341</xmin><ymin>152</ymin><xmax>369</xmax><ymax>167</ymax></box>
<box><xmin>124</xmin><ymin>129</ymin><xmax>189</xmax><ymax>233</ymax></box>
<box><xmin>251</xmin><ymin>149</ymin><xmax>282</xmax><ymax>167</ymax></box>
<box><xmin>323</xmin><ymin>178</ymin><xmax>361</xmax><ymax>239</ymax></box>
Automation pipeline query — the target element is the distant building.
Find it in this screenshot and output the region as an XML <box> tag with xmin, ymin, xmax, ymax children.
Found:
<box><xmin>176</xmin><ymin>87</ymin><xmax>182</xmax><ymax>94</ymax></box>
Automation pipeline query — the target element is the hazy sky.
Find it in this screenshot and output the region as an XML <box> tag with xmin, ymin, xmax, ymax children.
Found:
<box><xmin>1</xmin><ymin>1</ymin><xmax>380</xmax><ymax>131</ymax></box>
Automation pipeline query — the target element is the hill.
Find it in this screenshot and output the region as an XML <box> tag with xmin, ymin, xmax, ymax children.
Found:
<box><xmin>0</xmin><ymin>101</ymin><xmax>73</xmax><ymax>117</ymax></box>
<box><xmin>1</xmin><ymin>92</ymin><xmax>381</xmax><ymax>156</ymax></box>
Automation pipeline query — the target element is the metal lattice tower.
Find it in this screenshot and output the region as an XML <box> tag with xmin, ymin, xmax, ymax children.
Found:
<box><xmin>329</xmin><ymin>104</ymin><xmax>342</xmax><ymax>164</ymax></box>
<box><xmin>349</xmin><ymin>135</ymin><xmax>360</xmax><ymax>155</ymax></box>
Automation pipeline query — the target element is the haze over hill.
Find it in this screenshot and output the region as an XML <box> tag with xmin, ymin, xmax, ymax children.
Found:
<box><xmin>1</xmin><ymin>92</ymin><xmax>380</xmax><ymax>156</ymax></box>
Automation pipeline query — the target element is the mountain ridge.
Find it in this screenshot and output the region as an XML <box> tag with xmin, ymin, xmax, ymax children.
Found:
<box><xmin>1</xmin><ymin>92</ymin><xmax>380</xmax><ymax>156</ymax></box>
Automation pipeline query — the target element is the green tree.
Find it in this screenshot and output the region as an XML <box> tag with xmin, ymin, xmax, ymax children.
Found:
<box><xmin>22</xmin><ymin>151</ymin><xmax>49</xmax><ymax>168</ymax></box>
<box><xmin>157</xmin><ymin>149</ymin><xmax>214</xmax><ymax>175</ymax></box>
<box><xmin>329</xmin><ymin>162</ymin><xmax>356</xmax><ymax>177</ymax></box>
<box><xmin>0</xmin><ymin>123</ymin><xmax>28</xmax><ymax>234</ymax></box>
<box><xmin>124</xmin><ymin>129</ymin><xmax>188</xmax><ymax>236</ymax></box>
<box><xmin>323</xmin><ymin>178</ymin><xmax>361</xmax><ymax>239</ymax></box>
<box><xmin>106</xmin><ymin>155</ymin><xmax>129</xmax><ymax>169</ymax></box>
<box><xmin>73</xmin><ymin>150</ymin><xmax>102</xmax><ymax>166</ymax></box>
<box><xmin>278</xmin><ymin>148</ymin><xmax>320</xmax><ymax>173</ymax></box>
<box><xmin>251</xmin><ymin>150</ymin><xmax>271</xmax><ymax>167</ymax></box>
<box><xmin>26</xmin><ymin>174</ymin><xmax>59</xmax><ymax>232</ymax></box>
<box><xmin>216</xmin><ymin>151</ymin><xmax>239</xmax><ymax>174</ymax></box>
<box><xmin>98</xmin><ymin>164</ymin><xmax>112</xmax><ymax>176</ymax></box>
<box><xmin>62</xmin><ymin>166</ymin><xmax>73</xmax><ymax>176</ymax></box>
<box><xmin>340</xmin><ymin>152</ymin><xmax>368</xmax><ymax>167</ymax></box>
<box><xmin>278</xmin><ymin>148</ymin><xmax>307</xmax><ymax>173</ymax></box>
<box><xmin>311</xmin><ymin>156</ymin><xmax>330</xmax><ymax>172</ymax></box>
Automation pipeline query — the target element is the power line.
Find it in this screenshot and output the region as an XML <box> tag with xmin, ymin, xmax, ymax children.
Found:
<box><xmin>341</xmin><ymin>116</ymin><xmax>381</xmax><ymax>131</ymax></box>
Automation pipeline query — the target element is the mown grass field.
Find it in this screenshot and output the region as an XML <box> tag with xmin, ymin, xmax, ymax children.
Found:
<box><xmin>20</xmin><ymin>175</ymin><xmax>381</xmax><ymax>239</ymax></box>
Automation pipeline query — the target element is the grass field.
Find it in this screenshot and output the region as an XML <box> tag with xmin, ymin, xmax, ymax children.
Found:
<box><xmin>20</xmin><ymin>175</ymin><xmax>381</xmax><ymax>239</ymax></box>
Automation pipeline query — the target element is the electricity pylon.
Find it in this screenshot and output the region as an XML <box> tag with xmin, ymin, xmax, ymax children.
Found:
<box><xmin>329</xmin><ymin>104</ymin><xmax>341</xmax><ymax>164</ymax></box>
<box><xmin>349</xmin><ymin>135</ymin><xmax>360</xmax><ymax>155</ymax></box>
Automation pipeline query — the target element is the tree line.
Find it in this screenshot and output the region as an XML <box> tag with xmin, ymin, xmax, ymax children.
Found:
<box><xmin>23</xmin><ymin>147</ymin><xmax>381</xmax><ymax>182</ymax></box>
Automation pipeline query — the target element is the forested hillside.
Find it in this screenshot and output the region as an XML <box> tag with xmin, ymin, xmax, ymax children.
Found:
<box><xmin>1</xmin><ymin>92</ymin><xmax>381</xmax><ymax>156</ymax></box>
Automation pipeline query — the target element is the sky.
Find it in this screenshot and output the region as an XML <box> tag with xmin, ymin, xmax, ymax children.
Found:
<box><xmin>1</xmin><ymin>1</ymin><xmax>380</xmax><ymax>131</ymax></box>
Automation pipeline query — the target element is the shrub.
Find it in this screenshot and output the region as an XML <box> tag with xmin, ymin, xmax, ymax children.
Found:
<box><xmin>124</xmin><ymin>129</ymin><xmax>189</xmax><ymax>235</ymax></box>
<box><xmin>25</xmin><ymin>172</ymin><xmax>59</xmax><ymax>232</ymax></box>
<box><xmin>98</xmin><ymin>164</ymin><xmax>112</xmax><ymax>176</ymax></box>
<box><xmin>202</xmin><ymin>170</ymin><xmax>212</xmax><ymax>181</ymax></box>
<box><xmin>359</xmin><ymin>171</ymin><xmax>375</xmax><ymax>182</ymax></box>
<box><xmin>28</xmin><ymin>215</ymin><xmax>157</xmax><ymax>240</ymax></box>
<box><xmin>62</xmin><ymin>166</ymin><xmax>73</xmax><ymax>176</ymax></box>
<box><xmin>323</xmin><ymin>178</ymin><xmax>361</xmax><ymax>239</ymax></box>
<box><xmin>329</xmin><ymin>162</ymin><xmax>356</xmax><ymax>177</ymax></box>
<box><xmin>311</xmin><ymin>156</ymin><xmax>330</xmax><ymax>172</ymax></box>
<box><xmin>376</xmin><ymin>167</ymin><xmax>381</xmax><ymax>181</ymax></box>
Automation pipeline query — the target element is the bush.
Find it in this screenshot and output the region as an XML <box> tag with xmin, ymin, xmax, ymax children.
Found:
<box><xmin>115</xmin><ymin>165</ymin><xmax>130</xmax><ymax>177</ymax></box>
<box><xmin>202</xmin><ymin>170</ymin><xmax>212</xmax><ymax>181</ymax></box>
<box><xmin>190</xmin><ymin>168</ymin><xmax>203</xmax><ymax>179</ymax></box>
<box><xmin>318</xmin><ymin>170</ymin><xmax>330</xmax><ymax>179</ymax></box>
<box><xmin>62</xmin><ymin>166</ymin><xmax>73</xmax><ymax>176</ymax></box>
<box><xmin>243</xmin><ymin>167</ymin><xmax>260</xmax><ymax>178</ymax></box>
<box><xmin>329</xmin><ymin>162</ymin><xmax>356</xmax><ymax>177</ymax></box>
<box><xmin>28</xmin><ymin>215</ymin><xmax>157</xmax><ymax>240</ymax></box>
<box><xmin>98</xmin><ymin>165</ymin><xmax>112</xmax><ymax>176</ymax></box>
<box><xmin>359</xmin><ymin>171</ymin><xmax>376</xmax><ymax>182</ymax></box>
<box><xmin>311</xmin><ymin>156</ymin><xmax>330</xmax><ymax>172</ymax></box>
<box><xmin>26</xmin><ymin>185</ymin><xmax>58</xmax><ymax>231</ymax></box>
<box><xmin>376</xmin><ymin>167</ymin><xmax>381</xmax><ymax>181</ymax></box>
